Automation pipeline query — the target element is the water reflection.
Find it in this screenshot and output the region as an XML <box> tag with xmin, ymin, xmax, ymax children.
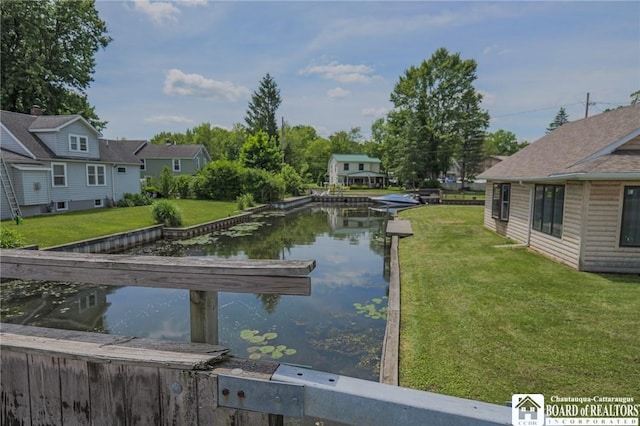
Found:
<box><xmin>0</xmin><ymin>204</ymin><xmax>390</xmax><ymax>380</ymax></box>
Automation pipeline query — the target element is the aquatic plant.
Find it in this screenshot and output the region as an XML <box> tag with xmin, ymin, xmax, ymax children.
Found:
<box><xmin>353</xmin><ymin>296</ymin><xmax>388</xmax><ymax>320</ymax></box>
<box><xmin>240</xmin><ymin>329</ymin><xmax>297</xmax><ymax>360</ymax></box>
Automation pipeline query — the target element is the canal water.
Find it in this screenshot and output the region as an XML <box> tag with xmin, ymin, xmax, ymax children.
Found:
<box><xmin>0</xmin><ymin>204</ymin><xmax>391</xmax><ymax>381</ymax></box>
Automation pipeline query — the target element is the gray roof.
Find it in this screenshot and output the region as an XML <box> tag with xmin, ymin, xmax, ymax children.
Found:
<box><xmin>136</xmin><ymin>143</ymin><xmax>209</xmax><ymax>160</ymax></box>
<box><xmin>479</xmin><ymin>104</ymin><xmax>640</xmax><ymax>180</ymax></box>
<box><xmin>1</xmin><ymin>110</ymin><xmax>57</xmax><ymax>159</ymax></box>
<box><xmin>99</xmin><ymin>140</ymin><xmax>143</xmax><ymax>164</ymax></box>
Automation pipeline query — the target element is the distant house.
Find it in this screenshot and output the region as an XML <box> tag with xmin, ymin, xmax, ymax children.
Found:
<box><xmin>0</xmin><ymin>108</ymin><xmax>140</xmax><ymax>220</ymax></box>
<box><xmin>479</xmin><ymin>104</ymin><xmax>640</xmax><ymax>273</ymax></box>
<box><xmin>133</xmin><ymin>142</ymin><xmax>211</xmax><ymax>180</ymax></box>
<box><xmin>328</xmin><ymin>154</ymin><xmax>386</xmax><ymax>188</ymax></box>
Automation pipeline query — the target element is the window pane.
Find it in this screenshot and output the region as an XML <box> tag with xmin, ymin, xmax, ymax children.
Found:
<box><xmin>542</xmin><ymin>186</ymin><xmax>554</xmax><ymax>234</ymax></box>
<box><xmin>80</xmin><ymin>137</ymin><xmax>88</xmax><ymax>151</ymax></box>
<box><xmin>533</xmin><ymin>185</ymin><xmax>544</xmax><ymax>231</ymax></box>
<box><xmin>621</xmin><ymin>186</ymin><xmax>640</xmax><ymax>247</ymax></box>
<box><xmin>70</xmin><ymin>136</ymin><xmax>78</xmax><ymax>150</ymax></box>
<box><xmin>552</xmin><ymin>186</ymin><xmax>565</xmax><ymax>237</ymax></box>
<box><xmin>500</xmin><ymin>184</ymin><xmax>510</xmax><ymax>221</ymax></box>
<box><xmin>97</xmin><ymin>166</ymin><xmax>105</xmax><ymax>185</ymax></box>
<box><xmin>492</xmin><ymin>183</ymin><xmax>501</xmax><ymax>218</ymax></box>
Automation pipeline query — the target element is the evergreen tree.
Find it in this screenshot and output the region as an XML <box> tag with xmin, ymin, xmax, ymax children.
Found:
<box><xmin>546</xmin><ymin>107</ymin><xmax>570</xmax><ymax>133</ymax></box>
<box><xmin>1</xmin><ymin>0</ymin><xmax>111</xmax><ymax>130</ymax></box>
<box><xmin>245</xmin><ymin>73</ymin><xmax>282</xmax><ymax>142</ymax></box>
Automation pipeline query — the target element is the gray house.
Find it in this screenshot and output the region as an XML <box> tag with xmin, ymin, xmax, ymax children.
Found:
<box><xmin>0</xmin><ymin>109</ymin><xmax>140</xmax><ymax>220</ymax></box>
<box><xmin>134</xmin><ymin>142</ymin><xmax>211</xmax><ymax>181</ymax></box>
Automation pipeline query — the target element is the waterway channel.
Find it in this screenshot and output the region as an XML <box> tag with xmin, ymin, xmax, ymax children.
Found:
<box><xmin>0</xmin><ymin>204</ymin><xmax>391</xmax><ymax>381</ymax></box>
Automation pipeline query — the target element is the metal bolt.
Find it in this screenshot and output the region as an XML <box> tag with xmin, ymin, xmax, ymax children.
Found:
<box><xmin>171</xmin><ymin>382</ymin><xmax>182</xmax><ymax>394</ymax></box>
<box><xmin>274</xmin><ymin>396</ymin><xmax>282</xmax><ymax>403</ymax></box>
<box><xmin>222</xmin><ymin>388</ymin><xmax>229</xmax><ymax>396</ymax></box>
<box><xmin>237</xmin><ymin>390</ymin><xmax>245</xmax><ymax>398</ymax></box>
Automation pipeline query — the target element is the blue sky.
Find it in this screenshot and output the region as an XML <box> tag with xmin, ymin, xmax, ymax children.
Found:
<box><xmin>90</xmin><ymin>1</ymin><xmax>639</xmax><ymax>143</ymax></box>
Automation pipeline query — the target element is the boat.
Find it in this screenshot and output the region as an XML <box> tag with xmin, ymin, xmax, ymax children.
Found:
<box><xmin>370</xmin><ymin>193</ymin><xmax>421</xmax><ymax>206</ymax></box>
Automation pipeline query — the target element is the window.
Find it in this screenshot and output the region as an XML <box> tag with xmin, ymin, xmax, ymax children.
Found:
<box><xmin>94</xmin><ymin>199</ymin><xmax>103</xmax><ymax>208</ymax></box>
<box><xmin>56</xmin><ymin>201</ymin><xmax>68</xmax><ymax>211</ymax></box>
<box><xmin>117</xmin><ymin>166</ymin><xmax>126</xmax><ymax>174</ymax></box>
<box><xmin>69</xmin><ymin>134</ymin><xmax>88</xmax><ymax>152</ymax></box>
<box><xmin>620</xmin><ymin>186</ymin><xmax>640</xmax><ymax>247</ymax></box>
<box><xmin>87</xmin><ymin>164</ymin><xmax>106</xmax><ymax>186</ymax></box>
<box><xmin>358</xmin><ymin>163</ymin><xmax>364</xmax><ymax>171</ymax></box>
<box><xmin>196</xmin><ymin>157</ymin><xmax>200</xmax><ymax>169</ymax></box>
<box><xmin>52</xmin><ymin>163</ymin><xmax>67</xmax><ymax>187</ymax></box>
<box><xmin>173</xmin><ymin>159</ymin><xmax>181</xmax><ymax>172</ymax></box>
<box><xmin>140</xmin><ymin>159</ymin><xmax>146</xmax><ymax>170</ymax></box>
<box><xmin>491</xmin><ymin>183</ymin><xmax>511</xmax><ymax>221</ymax></box>
<box><xmin>343</xmin><ymin>163</ymin><xmax>349</xmax><ymax>171</ymax></box>
<box><xmin>533</xmin><ymin>184</ymin><xmax>564</xmax><ymax>237</ymax></box>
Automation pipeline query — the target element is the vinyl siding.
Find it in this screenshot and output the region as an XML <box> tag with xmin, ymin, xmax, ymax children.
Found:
<box><xmin>1</xmin><ymin>187</ymin><xmax>11</xmax><ymax>219</ymax></box>
<box><xmin>581</xmin><ymin>181</ymin><xmax>640</xmax><ymax>273</ymax></box>
<box><xmin>1</xmin><ymin>126</ymin><xmax>32</xmax><ymax>157</ymax></box>
<box><xmin>49</xmin><ymin>161</ymin><xmax>113</xmax><ymax>208</ymax></box>
<box><xmin>483</xmin><ymin>181</ymin><xmax>531</xmax><ymax>244</ymax></box>
<box><xmin>14</xmin><ymin>169</ymin><xmax>50</xmax><ymax>205</ymax></box>
<box><xmin>112</xmin><ymin>166</ymin><xmax>141</xmax><ymax>201</ymax></box>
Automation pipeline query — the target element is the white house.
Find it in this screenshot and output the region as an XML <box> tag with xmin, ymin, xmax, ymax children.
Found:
<box><xmin>327</xmin><ymin>154</ymin><xmax>386</xmax><ymax>188</ymax></box>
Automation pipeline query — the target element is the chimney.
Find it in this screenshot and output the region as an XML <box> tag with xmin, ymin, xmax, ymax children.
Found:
<box><xmin>31</xmin><ymin>105</ymin><xmax>42</xmax><ymax>116</ymax></box>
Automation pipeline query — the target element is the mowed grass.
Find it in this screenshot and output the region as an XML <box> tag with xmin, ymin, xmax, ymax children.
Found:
<box><xmin>397</xmin><ymin>205</ymin><xmax>640</xmax><ymax>404</ymax></box>
<box><xmin>1</xmin><ymin>199</ymin><xmax>238</xmax><ymax>248</ymax></box>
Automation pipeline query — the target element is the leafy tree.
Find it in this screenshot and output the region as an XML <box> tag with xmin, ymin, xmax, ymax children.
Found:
<box><xmin>240</xmin><ymin>131</ymin><xmax>282</xmax><ymax>173</ymax></box>
<box><xmin>304</xmin><ymin>137</ymin><xmax>332</xmax><ymax>184</ymax></box>
<box><xmin>154</xmin><ymin>166</ymin><xmax>176</xmax><ymax>198</ymax></box>
<box><xmin>245</xmin><ymin>73</ymin><xmax>282</xmax><ymax>142</ymax></box>
<box><xmin>192</xmin><ymin>160</ymin><xmax>244</xmax><ymax>200</ymax></box>
<box><xmin>363</xmin><ymin>118</ymin><xmax>387</xmax><ymax>163</ymax></box>
<box><xmin>1</xmin><ymin>0</ymin><xmax>111</xmax><ymax>130</ymax></box>
<box><xmin>281</xmin><ymin>124</ymin><xmax>317</xmax><ymax>173</ymax></box>
<box><xmin>278</xmin><ymin>164</ymin><xmax>304</xmax><ymax>196</ymax></box>
<box><xmin>329</xmin><ymin>128</ymin><xmax>363</xmax><ymax>154</ymax></box>
<box><xmin>387</xmin><ymin>48</ymin><xmax>488</xmax><ymax>187</ymax></box>
<box><xmin>546</xmin><ymin>107</ymin><xmax>570</xmax><ymax>133</ymax></box>
<box><xmin>484</xmin><ymin>129</ymin><xmax>528</xmax><ymax>156</ymax></box>
<box><xmin>631</xmin><ymin>90</ymin><xmax>640</xmax><ymax>105</ymax></box>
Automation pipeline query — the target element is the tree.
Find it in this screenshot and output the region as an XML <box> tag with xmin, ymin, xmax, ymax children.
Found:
<box><xmin>1</xmin><ymin>0</ymin><xmax>111</xmax><ymax>130</ymax></box>
<box><xmin>328</xmin><ymin>128</ymin><xmax>363</xmax><ymax>155</ymax></box>
<box><xmin>240</xmin><ymin>131</ymin><xmax>282</xmax><ymax>173</ymax></box>
<box><xmin>484</xmin><ymin>129</ymin><xmax>528</xmax><ymax>156</ymax></box>
<box><xmin>245</xmin><ymin>73</ymin><xmax>282</xmax><ymax>142</ymax></box>
<box><xmin>387</xmin><ymin>48</ymin><xmax>488</xmax><ymax>187</ymax></box>
<box><xmin>630</xmin><ymin>90</ymin><xmax>640</xmax><ymax>105</ymax></box>
<box><xmin>546</xmin><ymin>107</ymin><xmax>570</xmax><ymax>133</ymax></box>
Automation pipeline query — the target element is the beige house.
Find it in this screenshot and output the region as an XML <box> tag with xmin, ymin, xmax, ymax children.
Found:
<box><xmin>479</xmin><ymin>104</ymin><xmax>640</xmax><ymax>273</ymax></box>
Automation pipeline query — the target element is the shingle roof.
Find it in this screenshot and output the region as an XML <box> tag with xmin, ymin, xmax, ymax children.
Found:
<box><xmin>1</xmin><ymin>110</ymin><xmax>56</xmax><ymax>159</ymax></box>
<box><xmin>479</xmin><ymin>104</ymin><xmax>640</xmax><ymax>180</ymax></box>
<box><xmin>331</xmin><ymin>154</ymin><xmax>381</xmax><ymax>163</ymax></box>
<box><xmin>136</xmin><ymin>143</ymin><xmax>207</xmax><ymax>159</ymax></box>
<box><xmin>99</xmin><ymin>140</ymin><xmax>142</xmax><ymax>164</ymax></box>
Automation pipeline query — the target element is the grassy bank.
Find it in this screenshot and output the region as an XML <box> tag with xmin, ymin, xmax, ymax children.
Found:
<box><xmin>1</xmin><ymin>199</ymin><xmax>238</xmax><ymax>248</ymax></box>
<box><xmin>398</xmin><ymin>205</ymin><xmax>640</xmax><ymax>404</ymax></box>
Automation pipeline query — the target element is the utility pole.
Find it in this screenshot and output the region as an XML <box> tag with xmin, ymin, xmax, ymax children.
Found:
<box><xmin>584</xmin><ymin>92</ymin><xmax>595</xmax><ymax>118</ymax></box>
<box><xmin>281</xmin><ymin>116</ymin><xmax>285</xmax><ymax>163</ymax></box>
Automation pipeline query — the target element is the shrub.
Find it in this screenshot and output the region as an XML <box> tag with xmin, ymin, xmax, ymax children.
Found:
<box><xmin>116</xmin><ymin>193</ymin><xmax>152</xmax><ymax>207</ymax></box>
<box><xmin>192</xmin><ymin>160</ymin><xmax>244</xmax><ymax>200</ymax></box>
<box><xmin>0</xmin><ymin>227</ymin><xmax>25</xmax><ymax>248</ymax></box>
<box><xmin>155</xmin><ymin>166</ymin><xmax>176</xmax><ymax>198</ymax></box>
<box><xmin>242</xmin><ymin>167</ymin><xmax>285</xmax><ymax>203</ymax></box>
<box><xmin>423</xmin><ymin>178</ymin><xmax>441</xmax><ymax>189</ymax></box>
<box><xmin>151</xmin><ymin>200</ymin><xmax>183</xmax><ymax>227</ymax></box>
<box><xmin>236</xmin><ymin>193</ymin><xmax>256</xmax><ymax>210</ymax></box>
<box><xmin>278</xmin><ymin>164</ymin><xmax>304</xmax><ymax>196</ymax></box>
<box><xmin>174</xmin><ymin>174</ymin><xmax>192</xmax><ymax>198</ymax></box>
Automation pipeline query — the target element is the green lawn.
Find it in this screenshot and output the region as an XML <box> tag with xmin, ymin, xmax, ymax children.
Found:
<box><xmin>397</xmin><ymin>205</ymin><xmax>640</xmax><ymax>404</ymax></box>
<box><xmin>1</xmin><ymin>199</ymin><xmax>238</xmax><ymax>248</ymax></box>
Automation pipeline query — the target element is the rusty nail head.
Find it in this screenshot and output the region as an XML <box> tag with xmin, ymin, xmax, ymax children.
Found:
<box><xmin>222</xmin><ymin>388</ymin><xmax>229</xmax><ymax>396</ymax></box>
<box><xmin>237</xmin><ymin>390</ymin><xmax>245</xmax><ymax>398</ymax></box>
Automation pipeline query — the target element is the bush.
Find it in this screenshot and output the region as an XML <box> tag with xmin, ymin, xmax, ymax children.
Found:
<box><xmin>278</xmin><ymin>164</ymin><xmax>304</xmax><ymax>196</ymax></box>
<box><xmin>174</xmin><ymin>175</ymin><xmax>192</xmax><ymax>198</ymax></box>
<box><xmin>192</xmin><ymin>160</ymin><xmax>244</xmax><ymax>200</ymax></box>
<box><xmin>155</xmin><ymin>166</ymin><xmax>176</xmax><ymax>198</ymax></box>
<box><xmin>236</xmin><ymin>193</ymin><xmax>256</xmax><ymax>210</ymax></box>
<box><xmin>242</xmin><ymin>168</ymin><xmax>285</xmax><ymax>203</ymax></box>
<box><xmin>151</xmin><ymin>200</ymin><xmax>183</xmax><ymax>227</ymax></box>
<box><xmin>0</xmin><ymin>227</ymin><xmax>25</xmax><ymax>248</ymax></box>
<box><xmin>423</xmin><ymin>178</ymin><xmax>441</xmax><ymax>189</ymax></box>
<box><xmin>116</xmin><ymin>192</ymin><xmax>152</xmax><ymax>207</ymax></box>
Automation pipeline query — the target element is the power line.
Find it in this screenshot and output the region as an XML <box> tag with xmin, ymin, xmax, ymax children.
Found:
<box><xmin>491</xmin><ymin>102</ymin><xmax>582</xmax><ymax>119</ymax></box>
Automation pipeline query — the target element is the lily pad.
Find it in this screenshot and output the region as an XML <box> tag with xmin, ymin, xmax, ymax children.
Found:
<box><xmin>260</xmin><ymin>345</ymin><xmax>275</xmax><ymax>354</ymax></box>
<box><xmin>263</xmin><ymin>332</ymin><xmax>278</xmax><ymax>340</ymax></box>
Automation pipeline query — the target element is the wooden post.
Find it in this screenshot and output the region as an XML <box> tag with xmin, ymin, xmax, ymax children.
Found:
<box><xmin>190</xmin><ymin>290</ymin><xmax>218</xmax><ymax>345</ymax></box>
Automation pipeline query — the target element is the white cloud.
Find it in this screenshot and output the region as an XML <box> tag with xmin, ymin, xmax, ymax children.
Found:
<box><xmin>133</xmin><ymin>0</ymin><xmax>181</xmax><ymax>25</ymax></box>
<box><xmin>144</xmin><ymin>115</ymin><xmax>195</xmax><ymax>124</ymax></box>
<box><xmin>483</xmin><ymin>44</ymin><xmax>512</xmax><ymax>56</ymax></box>
<box><xmin>299</xmin><ymin>61</ymin><xmax>380</xmax><ymax>84</ymax></box>
<box><xmin>327</xmin><ymin>87</ymin><xmax>350</xmax><ymax>99</ymax></box>
<box><xmin>163</xmin><ymin>69</ymin><xmax>250</xmax><ymax>102</ymax></box>
<box><xmin>362</xmin><ymin>108</ymin><xmax>388</xmax><ymax>118</ymax></box>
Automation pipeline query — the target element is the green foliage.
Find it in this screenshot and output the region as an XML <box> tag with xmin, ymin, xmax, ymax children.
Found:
<box><xmin>174</xmin><ymin>175</ymin><xmax>192</xmax><ymax>198</ymax></box>
<box><xmin>423</xmin><ymin>178</ymin><xmax>441</xmax><ymax>189</ymax></box>
<box><xmin>116</xmin><ymin>193</ymin><xmax>152</xmax><ymax>208</ymax></box>
<box><xmin>240</xmin><ymin>131</ymin><xmax>283</xmax><ymax>173</ymax></box>
<box><xmin>0</xmin><ymin>227</ymin><xmax>25</xmax><ymax>248</ymax></box>
<box><xmin>546</xmin><ymin>107</ymin><xmax>570</xmax><ymax>133</ymax></box>
<box><xmin>236</xmin><ymin>193</ymin><xmax>256</xmax><ymax>210</ymax></box>
<box><xmin>484</xmin><ymin>129</ymin><xmax>528</xmax><ymax>156</ymax></box>
<box><xmin>154</xmin><ymin>166</ymin><xmax>176</xmax><ymax>198</ymax></box>
<box><xmin>387</xmin><ymin>47</ymin><xmax>489</xmax><ymax>186</ymax></box>
<box><xmin>353</xmin><ymin>296</ymin><xmax>388</xmax><ymax>320</ymax></box>
<box><xmin>240</xmin><ymin>329</ymin><xmax>296</xmax><ymax>360</ymax></box>
<box><xmin>0</xmin><ymin>0</ymin><xmax>112</xmax><ymax>129</ymax></box>
<box><xmin>304</xmin><ymin>137</ymin><xmax>332</xmax><ymax>184</ymax></box>
<box><xmin>245</xmin><ymin>73</ymin><xmax>282</xmax><ymax>142</ymax></box>
<box><xmin>151</xmin><ymin>200</ymin><xmax>183</xmax><ymax>227</ymax></box>
<box><xmin>242</xmin><ymin>167</ymin><xmax>285</xmax><ymax>203</ymax></box>
<box><xmin>192</xmin><ymin>160</ymin><xmax>244</xmax><ymax>200</ymax></box>
<box><xmin>278</xmin><ymin>164</ymin><xmax>304</xmax><ymax>196</ymax></box>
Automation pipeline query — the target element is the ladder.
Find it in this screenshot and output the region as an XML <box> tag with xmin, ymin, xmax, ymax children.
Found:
<box><xmin>0</xmin><ymin>156</ymin><xmax>22</xmax><ymax>220</ymax></box>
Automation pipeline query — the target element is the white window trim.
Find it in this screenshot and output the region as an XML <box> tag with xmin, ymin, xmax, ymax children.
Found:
<box><xmin>86</xmin><ymin>164</ymin><xmax>107</xmax><ymax>186</ymax></box>
<box><xmin>94</xmin><ymin>199</ymin><xmax>104</xmax><ymax>208</ymax></box>
<box><xmin>140</xmin><ymin>159</ymin><xmax>146</xmax><ymax>171</ymax></box>
<box><xmin>51</xmin><ymin>162</ymin><xmax>67</xmax><ymax>187</ymax></box>
<box><xmin>56</xmin><ymin>201</ymin><xmax>68</xmax><ymax>211</ymax></box>
<box><xmin>173</xmin><ymin>158</ymin><xmax>181</xmax><ymax>172</ymax></box>
<box><xmin>69</xmin><ymin>134</ymin><xmax>89</xmax><ymax>152</ymax></box>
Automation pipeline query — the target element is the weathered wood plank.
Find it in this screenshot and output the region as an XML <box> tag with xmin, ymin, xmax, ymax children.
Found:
<box><xmin>190</xmin><ymin>290</ymin><xmax>219</xmax><ymax>345</ymax></box>
<box><xmin>159</xmin><ymin>369</ymin><xmax>198</xmax><ymax>425</ymax></box>
<box><xmin>88</xmin><ymin>362</ymin><xmax>126</xmax><ymax>426</ymax></box>
<box><xmin>196</xmin><ymin>373</ymin><xmax>218</xmax><ymax>425</ymax></box>
<box><xmin>1</xmin><ymin>332</ymin><xmax>228</xmax><ymax>370</ymax></box>
<box><xmin>28</xmin><ymin>353</ymin><xmax>62</xmax><ymax>425</ymax></box>
<box><xmin>1</xmin><ymin>351</ymin><xmax>31</xmax><ymax>425</ymax></box>
<box><xmin>124</xmin><ymin>365</ymin><xmax>161</xmax><ymax>425</ymax></box>
<box><xmin>59</xmin><ymin>358</ymin><xmax>91</xmax><ymax>425</ymax></box>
